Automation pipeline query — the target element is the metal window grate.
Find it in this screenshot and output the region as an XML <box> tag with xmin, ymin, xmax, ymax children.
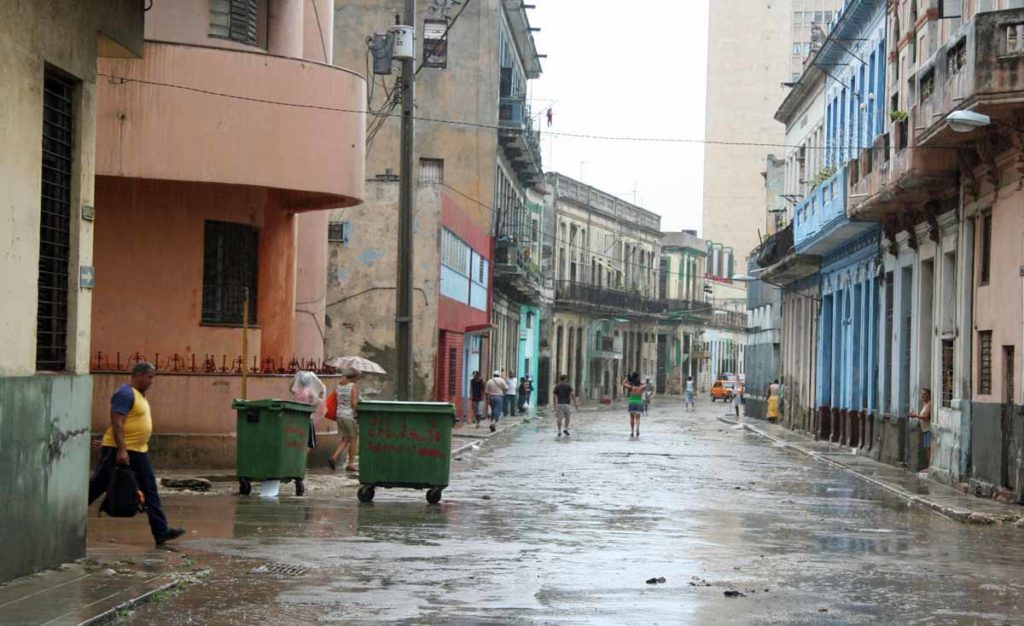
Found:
<box><xmin>941</xmin><ymin>339</ymin><xmax>954</xmax><ymax>408</ymax></box>
<box><xmin>210</xmin><ymin>0</ymin><xmax>258</xmax><ymax>45</ymax></box>
<box><xmin>446</xmin><ymin>346</ymin><xmax>457</xmax><ymax>400</ymax></box>
<box><xmin>202</xmin><ymin>221</ymin><xmax>259</xmax><ymax>325</ymax></box>
<box><xmin>37</xmin><ymin>69</ymin><xmax>75</xmax><ymax>371</ymax></box>
<box><xmin>419</xmin><ymin>158</ymin><xmax>444</xmax><ymax>184</ymax></box>
<box><xmin>328</xmin><ymin>222</ymin><xmax>349</xmax><ymax>245</ymax></box>
<box><xmin>979</xmin><ymin>331</ymin><xmax>993</xmax><ymax>395</ymax></box>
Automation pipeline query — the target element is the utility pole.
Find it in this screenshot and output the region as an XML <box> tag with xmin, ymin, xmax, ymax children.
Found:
<box><xmin>395</xmin><ymin>0</ymin><xmax>416</xmax><ymax>400</ymax></box>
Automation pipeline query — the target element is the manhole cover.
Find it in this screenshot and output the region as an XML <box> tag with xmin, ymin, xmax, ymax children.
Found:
<box><xmin>251</xmin><ymin>563</ymin><xmax>308</xmax><ymax>577</ymax></box>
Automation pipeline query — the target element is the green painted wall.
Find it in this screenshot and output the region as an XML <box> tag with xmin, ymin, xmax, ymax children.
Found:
<box><xmin>0</xmin><ymin>375</ymin><xmax>93</xmax><ymax>582</ymax></box>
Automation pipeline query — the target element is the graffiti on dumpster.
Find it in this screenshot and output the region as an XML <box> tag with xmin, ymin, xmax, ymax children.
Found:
<box><xmin>284</xmin><ymin>424</ymin><xmax>308</xmax><ymax>449</ymax></box>
<box><xmin>365</xmin><ymin>416</ymin><xmax>448</xmax><ymax>461</ymax></box>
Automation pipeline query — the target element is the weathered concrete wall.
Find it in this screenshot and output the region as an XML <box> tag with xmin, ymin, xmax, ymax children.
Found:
<box><xmin>969</xmin><ymin>400</ymin><xmax>1024</xmax><ymax>494</ymax></box>
<box><xmin>0</xmin><ymin>0</ymin><xmax>125</xmax><ymax>376</ymax></box>
<box><xmin>325</xmin><ymin>182</ymin><xmax>440</xmax><ymax>400</ymax></box>
<box><xmin>0</xmin><ymin>375</ymin><xmax>93</xmax><ymax>582</ymax></box>
<box><xmin>334</xmin><ymin>0</ymin><xmax>499</xmax><ymax>235</ymax></box>
<box><xmin>0</xmin><ymin>0</ymin><xmax>142</xmax><ymax>584</ymax></box>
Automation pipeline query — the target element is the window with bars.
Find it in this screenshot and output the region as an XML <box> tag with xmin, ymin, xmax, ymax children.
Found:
<box><xmin>419</xmin><ymin>158</ymin><xmax>444</xmax><ymax>184</ymax></box>
<box><xmin>210</xmin><ymin>0</ymin><xmax>259</xmax><ymax>45</ymax></box>
<box><xmin>328</xmin><ymin>221</ymin><xmax>350</xmax><ymax>245</ymax></box>
<box><xmin>447</xmin><ymin>346</ymin><xmax>457</xmax><ymax>400</ymax></box>
<box><xmin>202</xmin><ymin>221</ymin><xmax>259</xmax><ymax>325</ymax></box>
<box><xmin>37</xmin><ymin>68</ymin><xmax>76</xmax><ymax>371</ymax></box>
<box><xmin>441</xmin><ymin>228</ymin><xmax>469</xmax><ymax>275</ymax></box>
<box><xmin>941</xmin><ymin>339</ymin><xmax>954</xmax><ymax>408</ymax></box>
<box><xmin>979</xmin><ymin>330</ymin><xmax>993</xmax><ymax>395</ymax></box>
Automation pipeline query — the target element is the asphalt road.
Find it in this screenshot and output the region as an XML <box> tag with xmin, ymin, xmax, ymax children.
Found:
<box><xmin>116</xmin><ymin>399</ymin><xmax>1024</xmax><ymax>625</ymax></box>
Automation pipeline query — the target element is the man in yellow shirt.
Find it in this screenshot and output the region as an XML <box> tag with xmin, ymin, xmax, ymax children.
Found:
<box><xmin>88</xmin><ymin>362</ymin><xmax>185</xmax><ymax>545</ymax></box>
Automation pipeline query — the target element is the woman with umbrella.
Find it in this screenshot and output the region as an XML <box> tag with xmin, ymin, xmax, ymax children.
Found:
<box><xmin>324</xmin><ymin>356</ymin><xmax>386</xmax><ymax>473</ymax></box>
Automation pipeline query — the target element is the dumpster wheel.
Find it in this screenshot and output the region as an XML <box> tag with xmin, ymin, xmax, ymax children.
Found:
<box><xmin>238</xmin><ymin>478</ymin><xmax>252</xmax><ymax>496</ymax></box>
<box><xmin>294</xmin><ymin>478</ymin><xmax>305</xmax><ymax>496</ymax></box>
<box><xmin>426</xmin><ymin>488</ymin><xmax>443</xmax><ymax>504</ymax></box>
<box><xmin>357</xmin><ymin>485</ymin><xmax>375</xmax><ymax>503</ymax></box>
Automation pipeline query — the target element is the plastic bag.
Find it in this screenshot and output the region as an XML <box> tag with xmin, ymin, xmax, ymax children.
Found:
<box><xmin>290</xmin><ymin>371</ymin><xmax>327</xmax><ymax>420</ymax></box>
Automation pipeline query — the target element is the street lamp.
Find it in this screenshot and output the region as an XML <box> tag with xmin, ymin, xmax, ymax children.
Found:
<box><xmin>946</xmin><ymin>110</ymin><xmax>992</xmax><ymax>133</ymax></box>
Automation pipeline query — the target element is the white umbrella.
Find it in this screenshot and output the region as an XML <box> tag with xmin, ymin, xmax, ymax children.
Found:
<box><xmin>326</xmin><ymin>356</ymin><xmax>387</xmax><ymax>374</ymax></box>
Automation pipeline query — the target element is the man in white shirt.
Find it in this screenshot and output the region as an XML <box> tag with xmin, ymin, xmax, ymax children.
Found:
<box><xmin>504</xmin><ymin>371</ymin><xmax>518</xmax><ymax>418</ymax></box>
<box><xmin>485</xmin><ymin>371</ymin><xmax>509</xmax><ymax>432</ymax></box>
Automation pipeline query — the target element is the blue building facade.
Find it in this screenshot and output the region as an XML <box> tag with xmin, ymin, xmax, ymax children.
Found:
<box><xmin>791</xmin><ymin>0</ymin><xmax>886</xmax><ymax>435</ymax></box>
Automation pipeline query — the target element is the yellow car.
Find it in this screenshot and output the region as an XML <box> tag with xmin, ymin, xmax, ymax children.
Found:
<box><xmin>710</xmin><ymin>380</ymin><xmax>735</xmax><ymax>402</ymax></box>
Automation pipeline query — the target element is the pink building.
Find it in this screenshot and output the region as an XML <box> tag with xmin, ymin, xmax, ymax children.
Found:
<box><xmin>89</xmin><ymin>0</ymin><xmax>365</xmax><ymax>466</ymax></box>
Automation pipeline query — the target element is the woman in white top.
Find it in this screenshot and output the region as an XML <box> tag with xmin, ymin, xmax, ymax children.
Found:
<box><xmin>328</xmin><ymin>369</ymin><xmax>360</xmax><ymax>472</ymax></box>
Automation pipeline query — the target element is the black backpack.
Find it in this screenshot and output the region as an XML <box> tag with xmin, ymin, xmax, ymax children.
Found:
<box><xmin>100</xmin><ymin>465</ymin><xmax>146</xmax><ymax>517</ymax></box>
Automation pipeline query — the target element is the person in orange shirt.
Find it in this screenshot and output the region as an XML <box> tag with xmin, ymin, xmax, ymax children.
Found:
<box><xmin>88</xmin><ymin>362</ymin><xmax>185</xmax><ymax>546</ymax></box>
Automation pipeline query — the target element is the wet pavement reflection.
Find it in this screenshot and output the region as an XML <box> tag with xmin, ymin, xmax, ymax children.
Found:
<box><xmin>125</xmin><ymin>402</ymin><xmax>1024</xmax><ymax>625</ymax></box>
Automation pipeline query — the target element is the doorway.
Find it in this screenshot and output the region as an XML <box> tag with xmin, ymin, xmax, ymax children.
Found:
<box><xmin>657</xmin><ymin>334</ymin><xmax>668</xmax><ymax>392</ymax></box>
<box><xmin>1003</xmin><ymin>345</ymin><xmax>1015</xmax><ymax>490</ymax></box>
<box><xmin>537</xmin><ymin>356</ymin><xmax>550</xmax><ymax>407</ymax></box>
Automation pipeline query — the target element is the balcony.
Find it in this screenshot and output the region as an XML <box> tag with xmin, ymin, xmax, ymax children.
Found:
<box><xmin>850</xmin><ymin>9</ymin><xmax>1024</xmax><ymax>219</ymax></box>
<box><xmin>96</xmin><ymin>41</ymin><xmax>366</xmax><ymax>211</ymax></box>
<box><xmin>917</xmin><ymin>9</ymin><xmax>1024</xmax><ymax>145</ymax></box>
<box><xmin>498</xmin><ymin>96</ymin><xmax>543</xmax><ymax>189</ymax></box>
<box><xmin>793</xmin><ymin>167</ymin><xmax>875</xmax><ymax>255</ymax></box>
<box><xmin>589</xmin><ymin>328</ymin><xmax>623</xmax><ymax>361</ymax></box>
<box><xmin>847</xmin><ymin>106</ymin><xmax>957</xmax><ymax>219</ymax></box>
<box><xmin>752</xmin><ymin>223</ymin><xmax>794</xmax><ymax>269</ymax></box>
<box><xmin>555</xmin><ymin>281</ymin><xmax>666</xmax><ymax>317</ymax></box>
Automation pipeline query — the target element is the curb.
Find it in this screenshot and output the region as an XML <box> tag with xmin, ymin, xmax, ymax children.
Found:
<box><xmin>80</xmin><ymin>576</ymin><xmax>184</xmax><ymax>626</ymax></box>
<box><xmin>719</xmin><ymin>416</ymin><xmax>1019</xmax><ymax>526</ymax></box>
<box><xmin>452</xmin><ymin>417</ymin><xmax>538</xmax><ymax>456</ymax></box>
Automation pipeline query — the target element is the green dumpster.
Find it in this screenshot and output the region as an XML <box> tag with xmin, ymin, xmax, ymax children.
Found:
<box><xmin>232</xmin><ymin>399</ymin><xmax>313</xmax><ymax>497</ymax></box>
<box><xmin>355</xmin><ymin>401</ymin><xmax>455</xmax><ymax>504</ymax></box>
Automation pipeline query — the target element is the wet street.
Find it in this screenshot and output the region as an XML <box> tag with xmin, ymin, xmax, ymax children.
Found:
<box><xmin>106</xmin><ymin>400</ymin><xmax>1024</xmax><ymax>625</ymax></box>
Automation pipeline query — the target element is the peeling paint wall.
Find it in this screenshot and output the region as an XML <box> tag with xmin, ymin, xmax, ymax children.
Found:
<box><xmin>333</xmin><ymin>0</ymin><xmax>499</xmax><ymax>236</ymax></box>
<box><xmin>325</xmin><ymin>182</ymin><xmax>441</xmax><ymax>399</ymax></box>
<box><xmin>0</xmin><ymin>0</ymin><xmax>142</xmax><ymax>583</ymax></box>
<box><xmin>0</xmin><ymin>375</ymin><xmax>93</xmax><ymax>582</ymax></box>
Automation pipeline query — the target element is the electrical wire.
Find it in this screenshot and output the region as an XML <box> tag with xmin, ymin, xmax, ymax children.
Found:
<box><xmin>309</xmin><ymin>0</ymin><xmax>329</xmax><ymax>64</ymax></box>
<box><xmin>97</xmin><ymin>72</ymin><xmax>964</xmax><ymax>154</ymax></box>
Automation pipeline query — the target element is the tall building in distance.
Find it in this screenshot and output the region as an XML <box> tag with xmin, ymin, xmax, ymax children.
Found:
<box><xmin>702</xmin><ymin>0</ymin><xmax>841</xmax><ymax>265</ymax></box>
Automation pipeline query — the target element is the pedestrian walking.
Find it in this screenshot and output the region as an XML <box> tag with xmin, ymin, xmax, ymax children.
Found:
<box><xmin>517</xmin><ymin>376</ymin><xmax>533</xmax><ymax>414</ymax></box>
<box><xmin>327</xmin><ymin>369</ymin><xmax>360</xmax><ymax>472</ymax></box>
<box><xmin>504</xmin><ymin>371</ymin><xmax>518</xmax><ymax>417</ymax></box>
<box><xmin>643</xmin><ymin>377</ymin><xmax>655</xmax><ymax>414</ymax></box>
<box><xmin>684</xmin><ymin>375</ymin><xmax>696</xmax><ymax>411</ymax></box>
<box><xmin>552</xmin><ymin>374</ymin><xmax>577</xmax><ymax>437</ymax></box>
<box><xmin>88</xmin><ymin>362</ymin><xmax>186</xmax><ymax>546</ymax></box>
<box><xmin>766</xmin><ymin>379</ymin><xmax>781</xmax><ymax>424</ymax></box>
<box><xmin>289</xmin><ymin>370</ymin><xmax>327</xmax><ymax>457</ymax></box>
<box><xmin>485</xmin><ymin>370</ymin><xmax>509</xmax><ymax>432</ymax></box>
<box><xmin>623</xmin><ymin>372</ymin><xmax>646</xmax><ymax>437</ymax></box>
<box><xmin>470</xmin><ymin>370</ymin><xmax>485</xmax><ymax>427</ymax></box>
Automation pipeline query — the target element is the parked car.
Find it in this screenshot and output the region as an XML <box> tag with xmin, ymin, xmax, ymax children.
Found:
<box><xmin>710</xmin><ymin>380</ymin><xmax>735</xmax><ymax>402</ymax></box>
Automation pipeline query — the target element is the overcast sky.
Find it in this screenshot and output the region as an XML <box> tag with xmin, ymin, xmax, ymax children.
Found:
<box><xmin>528</xmin><ymin>0</ymin><xmax>710</xmax><ymax>234</ymax></box>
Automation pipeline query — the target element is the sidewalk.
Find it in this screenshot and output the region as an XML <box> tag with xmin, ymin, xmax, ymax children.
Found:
<box><xmin>721</xmin><ymin>415</ymin><xmax>1024</xmax><ymax>526</ymax></box>
<box><xmin>0</xmin><ymin>414</ymin><xmax>537</xmax><ymax>625</ymax></box>
<box><xmin>0</xmin><ymin>545</ymin><xmax>205</xmax><ymax>626</ymax></box>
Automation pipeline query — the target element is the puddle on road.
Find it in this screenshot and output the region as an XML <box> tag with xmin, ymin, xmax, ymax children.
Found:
<box><xmin>116</xmin><ymin>405</ymin><xmax>1024</xmax><ymax>625</ymax></box>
